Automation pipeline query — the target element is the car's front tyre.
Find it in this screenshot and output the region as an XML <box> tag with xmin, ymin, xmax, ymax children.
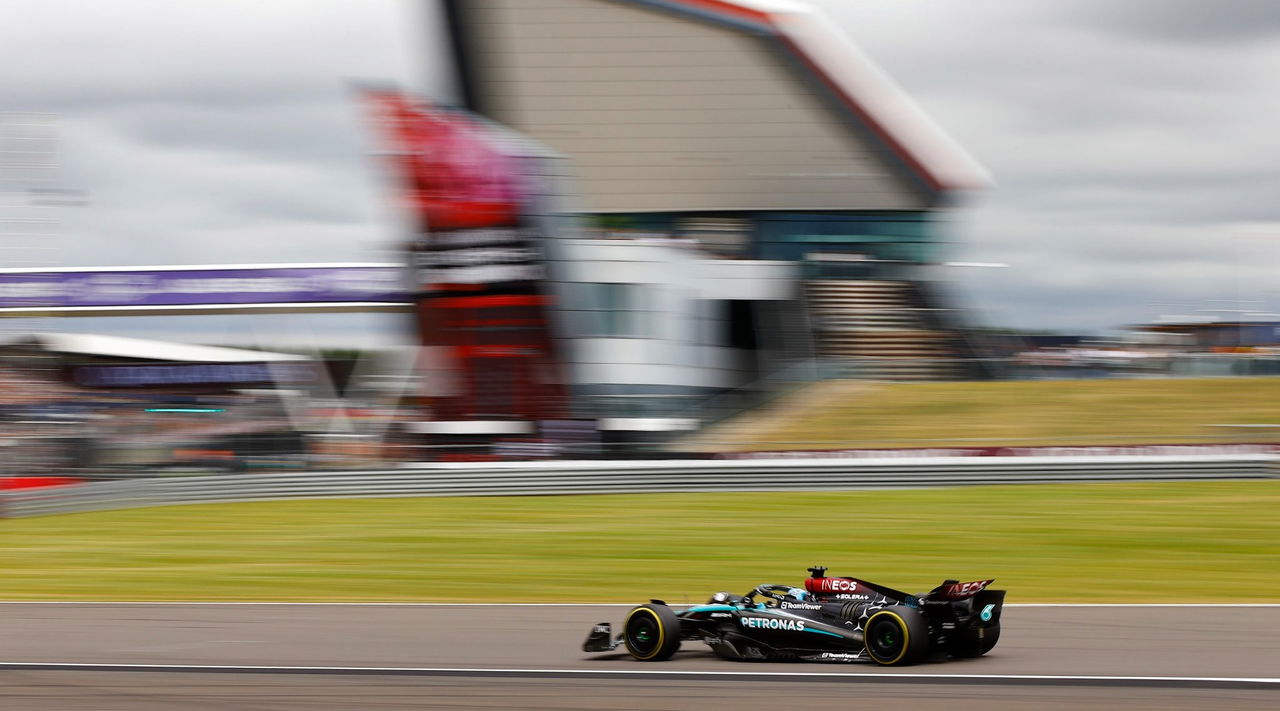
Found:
<box><xmin>622</xmin><ymin>603</ymin><xmax>681</xmax><ymax>661</ymax></box>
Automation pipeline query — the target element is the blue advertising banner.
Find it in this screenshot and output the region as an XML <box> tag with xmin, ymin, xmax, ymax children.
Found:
<box><xmin>73</xmin><ymin>361</ymin><xmax>320</xmax><ymax>388</ymax></box>
<box><xmin>0</xmin><ymin>264</ymin><xmax>410</xmax><ymax>313</ymax></box>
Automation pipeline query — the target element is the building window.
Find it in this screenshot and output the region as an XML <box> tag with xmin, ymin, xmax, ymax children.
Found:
<box><xmin>568</xmin><ymin>283</ymin><xmax>649</xmax><ymax>338</ymax></box>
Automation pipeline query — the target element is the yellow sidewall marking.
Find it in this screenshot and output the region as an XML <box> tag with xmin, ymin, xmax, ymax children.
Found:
<box><xmin>866</xmin><ymin>611</ymin><xmax>909</xmax><ymax>665</ymax></box>
<box><xmin>626</xmin><ymin>607</ymin><xmax>665</xmax><ymax>660</ymax></box>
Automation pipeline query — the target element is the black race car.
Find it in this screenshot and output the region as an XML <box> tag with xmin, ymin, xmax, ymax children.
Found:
<box><xmin>583</xmin><ymin>566</ymin><xmax>1004</xmax><ymax>665</ymax></box>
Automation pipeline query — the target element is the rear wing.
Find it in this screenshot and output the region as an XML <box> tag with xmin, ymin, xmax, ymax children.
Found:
<box><xmin>926</xmin><ymin>579</ymin><xmax>995</xmax><ymax>601</ymax></box>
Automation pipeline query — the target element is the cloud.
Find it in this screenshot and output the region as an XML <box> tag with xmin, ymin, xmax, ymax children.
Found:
<box><xmin>3</xmin><ymin>0</ymin><xmax>1278</xmax><ymax>339</ymax></box>
<box><xmin>1055</xmin><ymin>0</ymin><xmax>1280</xmax><ymax>45</ymax></box>
<box><xmin>0</xmin><ymin>1</ymin><xmax>438</xmax><ymax>272</ymax></box>
<box><xmin>808</xmin><ymin>0</ymin><xmax>1280</xmax><ymax>332</ymax></box>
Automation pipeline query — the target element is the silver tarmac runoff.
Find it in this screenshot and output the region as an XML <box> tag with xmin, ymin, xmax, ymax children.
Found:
<box><xmin>1</xmin><ymin>603</ymin><xmax>1277</xmax><ymax>709</ymax></box>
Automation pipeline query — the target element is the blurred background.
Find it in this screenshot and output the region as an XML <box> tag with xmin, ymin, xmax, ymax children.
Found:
<box><xmin>2</xmin><ymin>0</ymin><xmax>1279</xmax><ymax>478</ymax></box>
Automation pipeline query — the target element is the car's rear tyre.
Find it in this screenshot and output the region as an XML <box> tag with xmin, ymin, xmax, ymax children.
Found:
<box><xmin>623</xmin><ymin>604</ymin><xmax>681</xmax><ymax>661</ymax></box>
<box><xmin>952</xmin><ymin>623</ymin><xmax>1001</xmax><ymax>658</ymax></box>
<box><xmin>863</xmin><ymin>605</ymin><xmax>930</xmax><ymax>666</ymax></box>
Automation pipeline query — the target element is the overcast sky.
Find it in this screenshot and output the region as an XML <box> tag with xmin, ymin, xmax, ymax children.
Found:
<box><xmin>2</xmin><ymin>0</ymin><xmax>1278</xmax><ymax>345</ymax></box>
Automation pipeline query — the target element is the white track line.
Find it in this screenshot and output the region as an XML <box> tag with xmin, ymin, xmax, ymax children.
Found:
<box><xmin>0</xmin><ymin>662</ymin><xmax>1274</xmax><ymax>686</ymax></box>
<box><xmin>0</xmin><ymin>602</ymin><xmax>1277</xmax><ymax>607</ymax></box>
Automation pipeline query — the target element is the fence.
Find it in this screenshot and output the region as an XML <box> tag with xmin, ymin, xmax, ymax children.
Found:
<box><xmin>1</xmin><ymin>454</ymin><xmax>1275</xmax><ymax>518</ymax></box>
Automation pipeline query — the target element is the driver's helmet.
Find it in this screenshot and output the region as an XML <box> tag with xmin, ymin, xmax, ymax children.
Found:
<box><xmin>786</xmin><ymin>587</ymin><xmax>809</xmax><ymax>601</ymax></box>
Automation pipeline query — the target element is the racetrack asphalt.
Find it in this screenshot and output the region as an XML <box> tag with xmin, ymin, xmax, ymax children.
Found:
<box><xmin>1</xmin><ymin>603</ymin><xmax>1276</xmax><ymax>709</ymax></box>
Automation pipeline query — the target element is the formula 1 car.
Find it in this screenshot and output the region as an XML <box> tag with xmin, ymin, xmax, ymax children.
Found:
<box><xmin>583</xmin><ymin>566</ymin><xmax>1004</xmax><ymax>665</ymax></box>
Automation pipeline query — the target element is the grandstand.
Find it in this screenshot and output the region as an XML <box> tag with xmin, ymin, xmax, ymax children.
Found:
<box><xmin>435</xmin><ymin>0</ymin><xmax>990</xmax><ymax>429</ymax></box>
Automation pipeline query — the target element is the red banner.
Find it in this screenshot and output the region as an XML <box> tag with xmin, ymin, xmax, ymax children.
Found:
<box><xmin>363</xmin><ymin>90</ymin><xmax>525</xmax><ymax>231</ymax></box>
<box><xmin>362</xmin><ymin>89</ymin><xmax>566</xmax><ymax>425</ymax></box>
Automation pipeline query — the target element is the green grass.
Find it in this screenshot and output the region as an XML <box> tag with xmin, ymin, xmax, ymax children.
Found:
<box><xmin>729</xmin><ymin>377</ymin><xmax>1280</xmax><ymax>450</ymax></box>
<box><xmin>3</xmin><ymin>481</ymin><xmax>1277</xmax><ymax>602</ymax></box>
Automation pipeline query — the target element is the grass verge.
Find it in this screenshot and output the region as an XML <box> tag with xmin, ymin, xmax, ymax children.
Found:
<box><xmin>701</xmin><ymin>377</ymin><xmax>1280</xmax><ymax>450</ymax></box>
<box><xmin>2</xmin><ymin>481</ymin><xmax>1277</xmax><ymax>603</ymax></box>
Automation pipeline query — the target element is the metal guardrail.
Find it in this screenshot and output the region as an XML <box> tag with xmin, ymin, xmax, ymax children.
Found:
<box><xmin>1</xmin><ymin>455</ymin><xmax>1276</xmax><ymax>519</ymax></box>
